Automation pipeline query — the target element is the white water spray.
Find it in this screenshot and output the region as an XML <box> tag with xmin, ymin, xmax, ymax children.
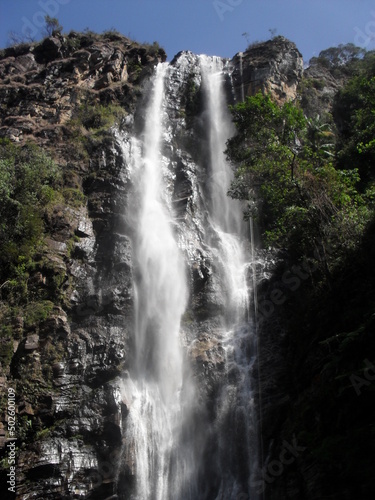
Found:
<box><xmin>118</xmin><ymin>55</ymin><xmax>259</xmax><ymax>500</ymax></box>
<box><xmin>200</xmin><ymin>55</ymin><xmax>248</xmax><ymax>319</ymax></box>
<box><xmin>121</xmin><ymin>63</ymin><xmax>193</xmax><ymax>500</ymax></box>
<box><xmin>200</xmin><ymin>55</ymin><xmax>258</xmax><ymax>500</ymax></box>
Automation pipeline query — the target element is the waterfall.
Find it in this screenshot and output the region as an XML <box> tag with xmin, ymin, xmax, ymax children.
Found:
<box><xmin>200</xmin><ymin>55</ymin><xmax>248</xmax><ymax>320</ymax></box>
<box><xmin>120</xmin><ymin>63</ymin><xmax>195</xmax><ymax>500</ymax></box>
<box><xmin>200</xmin><ymin>56</ymin><xmax>259</xmax><ymax>500</ymax></box>
<box><xmin>118</xmin><ymin>54</ymin><xmax>259</xmax><ymax>500</ymax></box>
<box><xmin>132</xmin><ymin>64</ymin><xmax>186</xmax><ymax>400</ymax></box>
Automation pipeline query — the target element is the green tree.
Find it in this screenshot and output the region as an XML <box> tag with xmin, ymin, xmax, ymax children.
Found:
<box><xmin>226</xmin><ymin>93</ymin><xmax>306</xmax><ymax>233</ymax></box>
<box><xmin>226</xmin><ymin>92</ymin><xmax>368</xmax><ymax>272</ymax></box>
<box><xmin>333</xmin><ymin>51</ymin><xmax>375</xmax><ymax>184</ymax></box>
<box><xmin>314</xmin><ymin>43</ymin><xmax>365</xmax><ymax>68</ymax></box>
<box><xmin>305</xmin><ymin>115</ymin><xmax>335</xmax><ymax>158</ymax></box>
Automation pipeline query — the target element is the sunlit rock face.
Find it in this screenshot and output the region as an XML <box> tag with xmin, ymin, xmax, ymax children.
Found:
<box><xmin>0</xmin><ymin>34</ymin><xmax>303</xmax><ymax>499</ymax></box>
<box><xmin>231</xmin><ymin>36</ymin><xmax>303</xmax><ymax>104</ymax></box>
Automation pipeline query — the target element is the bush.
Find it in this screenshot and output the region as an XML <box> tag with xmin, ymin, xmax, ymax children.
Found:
<box><xmin>74</xmin><ymin>102</ymin><xmax>126</xmax><ymax>133</ymax></box>
<box><xmin>62</xmin><ymin>187</ymin><xmax>86</xmax><ymax>207</ymax></box>
<box><xmin>43</xmin><ymin>16</ymin><xmax>63</xmax><ymax>37</ymax></box>
<box><xmin>24</xmin><ymin>301</ymin><xmax>54</xmax><ymax>327</ymax></box>
<box><xmin>0</xmin><ymin>140</ymin><xmax>62</xmax><ymax>301</ymax></box>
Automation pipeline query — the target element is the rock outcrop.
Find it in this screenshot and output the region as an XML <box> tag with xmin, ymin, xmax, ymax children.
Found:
<box><xmin>0</xmin><ymin>31</ymin><xmax>166</xmax><ymax>145</ymax></box>
<box><xmin>298</xmin><ymin>59</ymin><xmax>349</xmax><ymax>119</ymax></box>
<box><xmin>231</xmin><ymin>36</ymin><xmax>303</xmax><ymax>104</ymax></box>
<box><xmin>0</xmin><ymin>31</ymin><xmax>166</xmax><ymax>499</ymax></box>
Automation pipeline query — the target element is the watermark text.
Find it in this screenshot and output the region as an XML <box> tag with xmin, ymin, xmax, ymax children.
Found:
<box><xmin>7</xmin><ymin>387</ymin><xmax>17</xmax><ymax>493</ymax></box>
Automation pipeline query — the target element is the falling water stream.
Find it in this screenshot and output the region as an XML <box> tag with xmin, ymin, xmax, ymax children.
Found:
<box><xmin>200</xmin><ymin>56</ymin><xmax>258</xmax><ymax>500</ymax></box>
<box><xmin>200</xmin><ymin>55</ymin><xmax>249</xmax><ymax>319</ymax></box>
<box><xmin>120</xmin><ymin>63</ymin><xmax>194</xmax><ymax>500</ymax></box>
<box><xmin>119</xmin><ymin>56</ymin><xmax>258</xmax><ymax>500</ymax></box>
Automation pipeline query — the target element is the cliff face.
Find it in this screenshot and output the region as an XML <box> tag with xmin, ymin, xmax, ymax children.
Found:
<box><xmin>0</xmin><ymin>31</ymin><xmax>167</xmax><ymax>499</ymax></box>
<box><xmin>0</xmin><ymin>33</ymin><xmax>303</xmax><ymax>499</ymax></box>
<box><xmin>231</xmin><ymin>36</ymin><xmax>303</xmax><ymax>104</ymax></box>
<box><xmin>0</xmin><ymin>31</ymin><xmax>166</xmax><ymax>144</ymax></box>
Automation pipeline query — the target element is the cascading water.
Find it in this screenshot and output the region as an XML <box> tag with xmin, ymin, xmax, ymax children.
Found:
<box><xmin>120</xmin><ymin>63</ymin><xmax>196</xmax><ymax>500</ymax></box>
<box><xmin>200</xmin><ymin>56</ymin><xmax>259</xmax><ymax>500</ymax></box>
<box><xmin>118</xmin><ymin>54</ymin><xmax>259</xmax><ymax>500</ymax></box>
<box><xmin>200</xmin><ymin>56</ymin><xmax>248</xmax><ymax>319</ymax></box>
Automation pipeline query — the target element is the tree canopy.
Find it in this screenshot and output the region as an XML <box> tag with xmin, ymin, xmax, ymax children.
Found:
<box><xmin>309</xmin><ymin>43</ymin><xmax>366</xmax><ymax>69</ymax></box>
<box><xmin>226</xmin><ymin>87</ymin><xmax>373</xmax><ymax>276</ymax></box>
<box><xmin>333</xmin><ymin>51</ymin><xmax>375</xmax><ymax>183</ymax></box>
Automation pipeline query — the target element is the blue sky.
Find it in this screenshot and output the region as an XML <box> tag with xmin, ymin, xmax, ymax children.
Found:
<box><xmin>1</xmin><ymin>0</ymin><xmax>375</xmax><ymax>63</ymax></box>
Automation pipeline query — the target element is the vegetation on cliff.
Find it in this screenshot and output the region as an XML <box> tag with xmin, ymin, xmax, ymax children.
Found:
<box><xmin>0</xmin><ymin>26</ymin><xmax>166</xmax><ymax>489</ymax></box>
<box><xmin>0</xmin><ymin>141</ymin><xmax>61</xmax><ymax>298</ymax></box>
<box><xmin>227</xmin><ymin>92</ymin><xmax>372</xmax><ymax>275</ymax></box>
<box><xmin>226</xmin><ymin>46</ymin><xmax>375</xmax><ymax>498</ymax></box>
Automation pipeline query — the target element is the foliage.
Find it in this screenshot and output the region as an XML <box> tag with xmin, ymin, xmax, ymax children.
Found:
<box><xmin>227</xmin><ymin>93</ymin><xmax>303</xmax><ymax>228</ymax></box>
<box><xmin>301</xmin><ymin>78</ymin><xmax>325</xmax><ymax>91</ymax></box>
<box><xmin>183</xmin><ymin>73</ymin><xmax>201</xmax><ymax>118</ymax></box>
<box><xmin>7</xmin><ymin>31</ymin><xmax>32</xmax><ymax>46</ymax></box>
<box><xmin>62</xmin><ymin>187</ymin><xmax>86</xmax><ymax>207</ymax></box>
<box><xmin>143</xmin><ymin>41</ymin><xmax>163</xmax><ymax>57</ymax></box>
<box><xmin>0</xmin><ymin>322</ymin><xmax>13</xmax><ymax>366</ymax></box>
<box><xmin>310</xmin><ymin>43</ymin><xmax>366</xmax><ymax>69</ymax></box>
<box><xmin>70</xmin><ymin>102</ymin><xmax>126</xmax><ymax>136</ymax></box>
<box><xmin>24</xmin><ymin>301</ymin><xmax>54</xmax><ymax>328</ymax></box>
<box><xmin>226</xmin><ymin>91</ymin><xmax>371</xmax><ymax>272</ymax></box>
<box><xmin>0</xmin><ymin>140</ymin><xmax>62</xmax><ymax>301</ymax></box>
<box><xmin>333</xmin><ymin>51</ymin><xmax>375</xmax><ymax>183</ymax></box>
<box><xmin>65</xmin><ymin>33</ymin><xmax>82</xmax><ymax>52</ymax></box>
<box><xmin>305</xmin><ymin>115</ymin><xmax>335</xmax><ymax>157</ymax></box>
<box><xmin>226</xmin><ymin>43</ymin><xmax>375</xmax><ymax>499</ymax></box>
<box><xmin>6</xmin><ymin>16</ymin><xmax>63</xmax><ymax>49</ymax></box>
<box><xmin>127</xmin><ymin>60</ymin><xmax>143</xmax><ymax>83</ymax></box>
<box><xmin>102</xmin><ymin>28</ymin><xmax>123</xmax><ymax>40</ymax></box>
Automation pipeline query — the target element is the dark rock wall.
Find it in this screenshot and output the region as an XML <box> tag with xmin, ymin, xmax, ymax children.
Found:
<box><xmin>0</xmin><ymin>31</ymin><xmax>165</xmax><ymax>499</ymax></box>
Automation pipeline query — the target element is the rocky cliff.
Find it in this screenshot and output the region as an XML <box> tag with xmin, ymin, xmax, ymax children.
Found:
<box><xmin>0</xmin><ymin>30</ymin><xmax>167</xmax><ymax>499</ymax></box>
<box><xmin>231</xmin><ymin>36</ymin><xmax>303</xmax><ymax>104</ymax></box>
<box><xmin>0</xmin><ymin>32</ymin><xmax>304</xmax><ymax>499</ymax></box>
